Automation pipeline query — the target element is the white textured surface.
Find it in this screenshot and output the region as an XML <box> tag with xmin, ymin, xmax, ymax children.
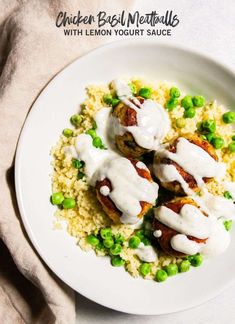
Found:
<box><xmin>76</xmin><ymin>0</ymin><xmax>235</xmax><ymax>322</ymax></box>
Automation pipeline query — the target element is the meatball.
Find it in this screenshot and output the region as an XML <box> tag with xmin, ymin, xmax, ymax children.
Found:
<box><xmin>112</xmin><ymin>96</ymin><xmax>148</xmax><ymax>158</ymax></box>
<box><xmin>153</xmin><ymin>197</ymin><xmax>208</xmax><ymax>257</ymax></box>
<box><xmin>96</xmin><ymin>159</ymin><xmax>155</xmax><ymax>224</ymax></box>
<box><xmin>154</xmin><ymin>134</ymin><xmax>218</xmax><ymax>195</ymax></box>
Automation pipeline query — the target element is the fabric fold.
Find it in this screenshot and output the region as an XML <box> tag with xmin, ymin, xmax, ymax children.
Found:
<box><xmin>0</xmin><ymin>0</ymin><xmax>134</xmax><ymax>323</ymax></box>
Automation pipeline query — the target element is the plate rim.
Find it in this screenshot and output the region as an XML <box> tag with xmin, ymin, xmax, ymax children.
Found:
<box><xmin>14</xmin><ymin>39</ymin><xmax>235</xmax><ymax>315</ymax></box>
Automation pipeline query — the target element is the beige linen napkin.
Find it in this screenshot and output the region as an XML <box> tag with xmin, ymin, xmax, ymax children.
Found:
<box><xmin>0</xmin><ymin>0</ymin><xmax>133</xmax><ymax>323</ymax></box>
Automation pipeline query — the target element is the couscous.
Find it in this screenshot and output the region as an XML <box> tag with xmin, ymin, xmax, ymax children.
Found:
<box><xmin>51</xmin><ymin>78</ymin><xmax>235</xmax><ymax>282</ymax></box>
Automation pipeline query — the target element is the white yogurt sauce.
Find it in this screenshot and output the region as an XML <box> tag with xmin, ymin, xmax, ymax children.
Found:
<box><xmin>153</xmin><ymin>136</ymin><xmax>234</xmax><ymax>256</ymax></box>
<box><xmin>153</xmin><ymin>230</ymin><xmax>162</xmax><ymax>238</ymax></box>
<box><xmin>113</xmin><ymin>78</ymin><xmax>133</xmax><ymax>100</ymax></box>
<box><xmin>136</xmin><ymin>161</ymin><xmax>148</xmax><ymax>170</ymax></box>
<box><xmin>100</xmin><ymin>186</ymin><xmax>110</xmax><ymax>196</ymax></box>
<box><xmin>155</xmin><ymin>193</ymin><xmax>233</xmax><ymax>256</ymax></box>
<box><xmin>63</xmin><ymin>145</ymin><xmax>78</xmax><ymax>158</ymax></box>
<box><xmin>223</xmin><ymin>181</ymin><xmax>235</xmax><ymax>201</ymax></box>
<box><xmin>75</xmin><ymin>106</ymin><xmax>118</xmax><ymax>185</ymax></box>
<box><xmin>73</xmin><ymin>79</ymin><xmax>234</xmax><ymax>255</ymax></box>
<box><xmin>154</xmin><ymin>163</ymin><xmax>194</xmax><ymax>195</ymax></box>
<box><xmin>155</xmin><ymin>204</ymin><xmax>211</xmax><ymax>239</ymax></box>
<box><xmin>95</xmin><ymin>107</ymin><xmax>113</xmax><ymax>148</ymax></box>
<box><xmin>111</xmin><ymin>79</ymin><xmax>170</xmax><ymax>150</ymax></box>
<box><xmin>75</xmin><ymin>134</ymin><xmax>114</xmax><ymax>185</ymax></box>
<box><xmin>200</xmin><ymin>218</ymin><xmax>230</xmax><ymax>256</ymax></box>
<box><xmin>171</xmin><ymin>234</ymin><xmax>202</xmax><ymax>255</ymax></box>
<box><xmin>154</xmin><ymin>137</ymin><xmax>226</xmax><ymax>194</ymax></box>
<box><xmin>96</xmin><ymin>157</ymin><xmax>159</xmax><ymax>224</ymax></box>
<box><xmin>193</xmin><ymin>191</ymin><xmax>235</xmax><ymax>220</ymax></box>
<box><xmin>129</xmin><ymin>217</ymin><xmax>144</xmax><ymax>229</ymax></box>
<box><xmin>135</xmin><ymin>242</ymin><xmax>158</xmax><ymax>262</ymax></box>
<box><xmin>74</xmin><ymin>104</ymin><xmax>159</xmax><ymax>225</ymax></box>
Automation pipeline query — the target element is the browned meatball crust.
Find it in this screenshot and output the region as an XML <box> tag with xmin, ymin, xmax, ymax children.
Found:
<box><xmin>96</xmin><ymin>159</ymin><xmax>154</xmax><ymax>224</ymax></box>
<box><xmin>112</xmin><ymin>97</ymin><xmax>148</xmax><ymax>158</ymax></box>
<box><xmin>155</xmin><ymin>134</ymin><xmax>218</xmax><ymax>195</ymax></box>
<box><xmin>153</xmin><ymin>197</ymin><xmax>208</xmax><ymax>257</ymax></box>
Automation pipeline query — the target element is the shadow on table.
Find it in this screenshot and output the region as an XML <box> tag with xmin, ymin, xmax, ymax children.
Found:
<box><xmin>76</xmin><ymin>293</ymin><xmax>135</xmax><ymax>322</ymax></box>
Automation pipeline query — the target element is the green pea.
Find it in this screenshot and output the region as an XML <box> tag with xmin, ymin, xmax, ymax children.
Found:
<box><xmin>155</xmin><ymin>269</ymin><xmax>168</xmax><ymax>282</ymax></box>
<box><xmin>142</xmin><ymin>237</ymin><xmax>151</xmax><ymax>246</ymax></box>
<box><xmin>170</xmin><ymin>87</ymin><xmax>180</xmax><ymax>98</ymax></box>
<box><xmin>100</xmin><ymin>144</ymin><xmax>107</xmax><ymax>150</ymax></box>
<box><xmin>184</xmin><ymin>107</ymin><xmax>196</xmax><ymax>118</ymax></box>
<box><xmin>224</xmin><ymin>220</ymin><xmax>233</xmax><ymax>231</ymax></box>
<box><xmin>192</xmin><ymin>95</ymin><xmax>206</xmax><ymax>107</ymax></box>
<box><xmin>62</xmin><ymin>198</ymin><xmax>76</xmax><ymax>209</ymax></box>
<box><xmin>175</xmin><ymin>118</ymin><xmax>186</xmax><ymax>128</ymax></box>
<box><xmin>181</xmin><ymin>95</ymin><xmax>193</xmax><ymax>110</ymax></box>
<box><xmin>92</xmin><ymin>121</ymin><xmax>97</xmax><ymax>129</ymax></box>
<box><xmin>87</xmin><ymin>234</ymin><xmax>99</xmax><ymax>246</ymax></box>
<box><xmin>86</xmin><ymin>129</ymin><xmax>97</xmax><ymax>139</ymax></box>
<box><xmin>129</xmin><ymin>82</ymin><xmax>137</xmax><ymax>95</ymax></box>
<box><xmin>222</xmin><ymin>111</ymin><xmax>235</xmax><ymax>124</ymax></box>
<box><xmin>224</xmin><ymin>191</ymin><xmax>233</xmax><ymax>200</ymax></box>
<box><xmin>114</xmin><ymin>234</ymin><xmax>125</xmax><ymax>245</ymax></box>
<box><xmin>165</xmin><ymin>98</ymin><xmax>179</xmax><ymax>111</ymax></box>
<box><xmin>72</xmin><ymin>159</ymin><xmax>84</xmax><ymax>169</ymax></box>
<box><xmin>179</xmin><ymin>260</ymin><xmax>191</xmax><ymax>272</ymax></box>
<box><xmin>103</xmin><ymin>238</ymin><xmax>114</xmax><ymax>248</ymax></box>
<box><xmin>77</xmin><ymin>171</ymin><xmax>85</xmax><ymax>180</ymax></box>
<box><xmin>135</xmin><ymin>230</ymin><xmax>145</xmax><ymax>241</ymax></box>
<box><xmin>103</xmin><ymin>94</ymin><xmax>113</xmax><ymax>105</ymax></box>
<box><xmin>188</xmin><ymin>254</ymin><xmax>203</xmax><ymax>267</ymax></box>
<box><xmin>129</xmin><ymin>236</ymin><xmax>141</xmax><ymax>249</ymax></box>
<box><xmin>199</xmin><ymin>119</ymin><xmax>216</xmax><ymax>134</ymax></box>
<box><xmin>205</xmin><ymin>133</ymin><xmax>215</xmax><ymax>143</ymax></box>
<box><xmin>228</xmin><ymin>142</ymin><xmax>235</xmax><ymax>153</ymax></box>
<box><xmin>62</xmin><ymin>128</ymin><xmax>73</xmax><ymax>137</ymax></box>
<box><xmin>165</xmin><ymin>263</ymin><xmax>178</xmax><ymax>276</ymax></box>
<box><xmin>135</xmin><ymin>229</ymin><xmax>151</xmax><ymax>244</ymax></box>
<box><xmin>110</xmin><ymin>243</ymin><xmax>122</xmax><ymax>255</ymax></box>
<box><xmin>92</xmin><ymin>137</ymin><xmax>103</xmax><ymax>148</ymax></box>
<box><xmin>70</xmin><ymin>114</ymin><xmax>82</xmax><ymax>126</ymax></box>
<box><xmin>139</xmin><ymin>263</ymin><xmax>151</xmax><ymax>277</ymax></box>
<box><xmin>51</xmin><ymin>192</ymin><xmax>64</xmax><ymax>205</ymax></box>
<box><xmin>100</xmin><ymin>228</ymin><xmax>112</xmax><ymax>239</ymax></box>
<box><xmin>96</xmin><ymin>241</ymin><xmax>105</xmax><ymax>251</ymax></box>
<box><xmin>111</xmin><ymin>256</ymin><xmax>125</xmax><ymax>267</ymax></box>
<box><xmin>211</xmin><ymin>137</ymin><xmax>224</xmax><ymax>149</ymax></box>
<box><xmin>111</xmin><ymin>98</ymin><xmax>120</xmax><ymax>107</ymax></box>
<box><xmin>139</xmin><ymin>87</ymin><xmax>152</xmax><ymax>99</ymax></box>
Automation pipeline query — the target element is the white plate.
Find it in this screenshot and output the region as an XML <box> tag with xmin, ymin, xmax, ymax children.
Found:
<box><xmin>15</xmin><ymin>40</ymin><xmax>235</xmax><ymax>315</ymax></box>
